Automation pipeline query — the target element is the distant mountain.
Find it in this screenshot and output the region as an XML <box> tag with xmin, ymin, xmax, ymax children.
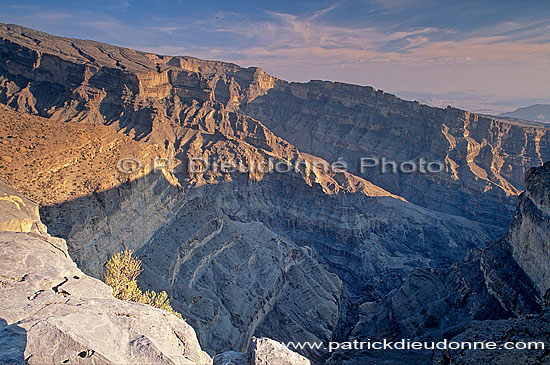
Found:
<box><xmin>499</xmin><ymin>104</ymin><xmax>550</xmax><ymax>123</ymax></box>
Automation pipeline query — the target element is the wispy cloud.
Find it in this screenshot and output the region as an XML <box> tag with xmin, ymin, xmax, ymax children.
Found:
<box><xmin>159</xmin><ymin>8</ymin><xmax>550</xmax><ymax>70</ymax></box>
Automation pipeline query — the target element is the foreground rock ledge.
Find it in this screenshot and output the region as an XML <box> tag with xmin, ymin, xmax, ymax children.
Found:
<box><xmin>0</xmin><ymin>233</ymin><xmax>312</xmax><ymax>365</ymax></box>
<box><xmin>0</xmin><ymin>230</ymin><xmax>212</xmax><ymax>364</ymax></box>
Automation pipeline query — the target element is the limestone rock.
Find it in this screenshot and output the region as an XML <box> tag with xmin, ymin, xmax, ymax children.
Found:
<box><xmin>0</xmin><ymin>180</ymin><xmax>46</xmax><ymax>233</ymax></box>
<box><xmin>506</xmin><ymin>162</ymin><xmax>550</xmax><ymax>296</ymax></box>
<box><xmin>328</xmin><ymin>162</ymin><xmax>550</xmax><ymax>364</ymax></box>
<box><xmin>249</xmin><ymin>337</ymin><xmax>310</xmax><ymax>365</ymax></box>
<box><xmin>0</xmin><ymin>186</ymin><xmax>211</xmax><ymax>365</ymax></box>
<box><xmin>1</xmin><ymin>22</ymin><xmax>549</xmax><ymax>230</ymax></box>
<box><xmin>214</xmin><ymin>338</ymin><xmax>310</xmax><ymax>365</ymax></box>
<box><xmin>241</xmin><ymin>82</ymin><xmax>550</xmax><ymax>228</ymax></box>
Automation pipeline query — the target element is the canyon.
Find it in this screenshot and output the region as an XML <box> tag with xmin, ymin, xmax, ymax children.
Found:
<box><xmin>0</xmin><ymin>23</ymin><xmax>549</xmax><ymax>364</ymax></box>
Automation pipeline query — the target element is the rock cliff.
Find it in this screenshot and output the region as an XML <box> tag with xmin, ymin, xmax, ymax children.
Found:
<box><xmin>0</xmin><ymin>181</ymin><xmax>312</xmax><ymax>364</ymax></box>
<box><xmin>1</xmin><ymin>23</ymin><xmax>548</xmax><ymax>230</ymax></box>
<box><xmin>0</xmin><ymin>102</ymin><xmax>491</xmax><ymax>361</ymax></box>
<box><xmin>328</xmin><ymin>163</ymin><xmax>550</xmax><ymax>364</ymax></box>
<box><xmin>506</xmin><ymin>162</ymin><xmax>550</xmax><ymax>297</ymax></box>
<box><xmin>241</xmin><ymin>81</ymin><xmax>550</xmax><ymax>227</ymax></box>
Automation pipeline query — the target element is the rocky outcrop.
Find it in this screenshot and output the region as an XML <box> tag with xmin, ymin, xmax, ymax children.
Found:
<box><xmin>0</xmin><ymin>103</ymin><xmax>184</xmax><ymax>276</ymax></box>
<box><xmin>0</xmin><ymin>181</ymin><xmax>314</xmax><ymax>365</ymax></box>
<box><xmin>479</xmin><ymin>239</ymin><xmax>541</xmax><ymax>315</ymax></box>
<box><xmin>0</xmin><ymin>185</ymin><xmax>211</xmax><ymax>365</ymax></box>
<box><xmin>328</xmin><ymin>163</ymin><xmax>550</xmax><ymax>364</ymax></box>
<box><xmin>214</xmin><ymin>337</ymin><xmax>310</xmax><ymax>365</ymax></box>
<box><xmin>506</xmin><ymin>162</ymin><xmax>550</xmax><ymax>296</ymax></box>
<box><xmin>0</xmin><ymin>180</ymin><xmax>46</xmax><ymax>234</ymax></box>
<box><xmin>343</xmin><ymin>239</ymin><xmax>541</xmax><ymax>354</ymax></box>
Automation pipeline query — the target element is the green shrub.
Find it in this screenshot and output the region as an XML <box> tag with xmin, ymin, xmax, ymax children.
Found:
<box><xmin>104</xmin><ymin>249</ymin><xmax>183</xmax><ymax>320</ymax></box>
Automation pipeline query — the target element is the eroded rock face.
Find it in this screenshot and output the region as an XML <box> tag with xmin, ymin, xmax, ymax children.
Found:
<box><xmin>1</xmin><ymin>23</ymin><xmax>548</xmax><ymax>231</ymax></box>
<box><xmin>241</xmin><ymin>82</ymin><xmax>550</xmax><ymax>228</ymax></box>
<box><xmin>0</xmin><ymin>90</ymin><xmax>491</xmax><ymax>361</ymax></box>
<box><xmin>327</xmin><ymin>164</ymin><xmax>550</xmax><ymax>364</ymax></box>
<box><xmin>345</xmin><ymin>239</ymin><xmax>541</xmax><ymax>352</ymax></box>
<box><xmin>0</xmin><ymin>187</ymin><xmax>211</xmax><ymax>365</ymax></box>
<box><xmin>134</xmin><ymin>196</ymin><xmax>343</xmax><ymax>359</ymax></box>
<box><xmin>506</xmin><ymin>162</ymin><xmax>550</xmax><ymax>296</ymax></box>
<box><xmin>0</xmin><ymin>185</ymin><xmax>313</xmax><ymax>364</ymax></box>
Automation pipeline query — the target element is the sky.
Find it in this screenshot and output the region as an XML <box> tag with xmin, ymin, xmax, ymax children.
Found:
<box><xmin>1</xmin><ymin>0</ymin><xmax>550</xmax><ymax>113</ymax></box>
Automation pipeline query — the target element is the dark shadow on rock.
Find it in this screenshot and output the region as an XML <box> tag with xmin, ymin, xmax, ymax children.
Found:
<box><xmin>239</xmin><ymin>81</ymin><xmax>549</xmax><ymax>229</ymax></box>
<box><xmin>0</xmin><ymin>318</ymin><xmax>27</xmax><ymax>365</ymax></box>
<box><xmin>38</xmin><ymin>167</ymin><xmax>491</xmax><ymax>296</ymax></box>
<box><xmin>37</xmin><ymin>167</ymin><xmax>500</xmax><ymax>362</ymax></box>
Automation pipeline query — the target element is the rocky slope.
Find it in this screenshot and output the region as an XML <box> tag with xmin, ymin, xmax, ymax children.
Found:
<box><xmin>1</xmin><ymin>23</ymin><xmax>548</xmax><ymax>229</ymax></box>
<box><xmin>0</xmin><ymin>89</ymin><xmax>490</xmax><ymax>362</ymax></box>
<box><xmin>0</xmin><ymin>181</ymin><xmax>313</xmax><ymax>364</ymax></box>
<box><xmin>506</xmin><ymin>163</ymin><xmax>550</xmax><ymax>297</ymax></box>
<box><xmin>240</xmin><ymin>82</ymin><xmax>550</xmax><ymax>228</ymax></box>
<box><xmin>327</xmin><ymin>163</ymin><xmax>550</xmax><ymax>364</ymax></box>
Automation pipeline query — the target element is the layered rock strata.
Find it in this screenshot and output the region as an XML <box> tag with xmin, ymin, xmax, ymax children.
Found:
<box><xmin>1</xmin><ymin>23</ymin><xmax>548</xmax><ymax>229</ymax></box>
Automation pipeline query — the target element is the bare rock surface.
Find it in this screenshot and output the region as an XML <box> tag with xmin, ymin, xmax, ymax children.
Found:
<box><xmin>0</xmin><ymin>185</ymin><xmax>211</xmax><ymax>365</ymax></box>
<box><xmin>506</xmin><ymin>162</ymin><xmax>550</xmax><ymax>296</ymax></box>
<box><xmin>328</xmin><ymin>163</ymin><xmax>550</xmax><ymax>364</ymax></box>
<box><xmin>1</xmin><ymin>22</ymin><xmax>548</xmax><ymax>230</ymax></box>
<box><xmin>241</xmin><ymin>82</ymin><xmax>550</xmax><ymax>228</ymax></box>
<box><xmin>249</xmin><ymin>337</ymin><xmax>310</xmax><ymax>365</ymax></box>
<box><xmin>214</xmin><ymin>337</ymin><xmax>310</xmax><ymax>365</ymax></box>
<box><xmin>0</xmin><ymin>180</ymin><xmax>46</xmax><ymax>234</ymax></box>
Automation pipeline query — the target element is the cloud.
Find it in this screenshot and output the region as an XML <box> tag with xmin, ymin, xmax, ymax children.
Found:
<box><xmin>149</xmin><ymin>26</ymin><xmax>181</xmax><ymax>33</ymax></box>
<box><xmin>176</xmin><ymin>9</ymin><xmax>550</xmax><ymax>69</ymax></box>
<box><xmin>140</xmin><ymin>7</ymin><xmax>548</xmax><ymax>98</ymax></box>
